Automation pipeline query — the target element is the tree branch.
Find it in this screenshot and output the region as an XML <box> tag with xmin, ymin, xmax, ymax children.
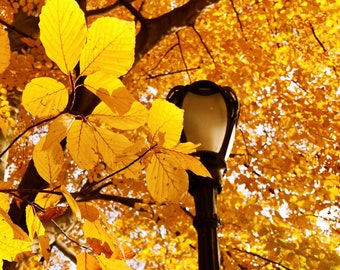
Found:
<box><xmin>191</xmin><ymin>25</ymin><xmax>216</xmax><ymax>64</ymax></box>
<box><xmin>176</xmin><ymin>31</ymin><xmax>191</xmax><ymax>82</ymax></box>
<box><xmin>78</xmin><ymin>193</ymin><xmax>143</xmax><ymax>208</ymax></box>
<box><xmin>229</xmin><ymin>0</ymin><xmax>247</xmax><ymax>41</ymax></box>
<box><xmin>118</xmin><ymin>0</ymin><xmax>147</xmax><ymax>24</ymax></box>
<box><xmin>233</xmin><ymin>248</ymin><xmax>292</xmax><ymax>270</ymax></box>
<box><xmin>148</xmin><ymin>67</ymin><xmax>200</xmax><ymax>79</ymax></box>
<box><xmin>135</xmin><ymin>0</ymin><xmax>220</xmax><ymax>62</ymax></box>
<box><xmin>310</xmin><ymin>25</ymin><xmax>326</xmax><ymax>52</ymax></box>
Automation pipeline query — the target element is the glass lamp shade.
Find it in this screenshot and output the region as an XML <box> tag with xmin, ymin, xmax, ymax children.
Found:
<box><xmin>167</xmin><ymin>80</ymin><xmax>239</xmax><ymax>160</ymax></box>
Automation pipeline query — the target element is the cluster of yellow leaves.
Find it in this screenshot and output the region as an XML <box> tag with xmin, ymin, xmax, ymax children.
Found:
<box><xmin>0</xmin><ymin>0</ymin><xmax>212</xmax><ymax>267</ymax></box>
<box><xmin>21</xmin><ymin>0</ymin><xmax>209</xmax><ymax>202</ymax></box>
<box><xmin>0</xmin><ymin>208</ymin><xmax>32</xmax><ymax>268</ymax></box>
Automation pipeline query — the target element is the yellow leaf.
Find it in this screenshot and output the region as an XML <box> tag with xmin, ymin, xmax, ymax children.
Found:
<box><xmin>0</xmin><ymin>182</ymin><xmax>12</xmax><ymax>212</ymax></box>
<box><xmin>76</xmin><ymin>252</ymin><xmax>101</xmax><ymax>270</ymax></box>
<box><xmin>35</xmin><ymin>193</ymin><xmax>62</xmax><ymax>209</ymax></box>
<box><xmin>0</xmin><ymin>208</ymin><xmax>32</xmax><ymax>262</ymax></box>
<box><xmin>0</xmin><ymin>117</ymin><xmax>8</xmax><ymax>137</ymax></box>
<box><xmin>33</xmin><ymin>136</ymin><xmax>64</xmax><ymax>183</ymax></box>
<box><xmin>148</xmin><ymin>99</ymin><xmax>184</xmax><ymax>148</ymax></box>
<box><xmin>92</xmin><ymin>125</ymin><xmax>132</xmax><ymax>169</ymax></box>
<box><xmin>39</xmin><ymin>0</ymin><xmax>87</xmax><ymax>74</ymax></box>
<box><xmin>172</xmin><ymin>142</ymin><xmax>200</xmax><ymax>154</ymax></box>
<box><xmin>0</xmin><ymin>28</ymin><xmax>10</xmax><ymax>74</ymax></box>
<box><xmin>146</xmin><ymin>152</ymin><xmax>188</xmax><ymax>203</ymax></box>
<box><xmin>97</xmin><ymin>254</ymin><xmax>131</xmax><ymax>270</ymax></box>
<box><xmin>78</xmin><ymin>202</ymin><xmax>99</xmax><ymax>222</ymax></box>
<box><xmin>67</xmin><ymin>119</ymin><xmax>99</xmax><ymax>169</ymax></box>
<box><xmin>80</xmin><ymin>17</ymin><xmax>135</xmax><ymax>76</ymax></box>
<box><xmin>60</xmin><ymin>185</ymin><xmax>81</xmax><ymax>221</ymax></box>
<box><xmin>90</xmin><ymin>101</ymin><xmax>148</xmax><ymax>130</ymax></box>
<box><xmin>43</xmin><ymin>113</ymin><xmax>75</xmax><ymax>150</ymax></box>
<box><xmin>85</xmin><ymin>72</ymin><xmax>135</xmax><ymax>114</ymax></box>
<box><xmin>164</xmin><ymin>148</ymin><xmax>211</xmax><ymax>178</ymax></box>
<box><xmin>26</xmin><ymin>205</ymin><xmax>45</xmax><ymax>239</ymax></box>
<box><xmin>38</xmin><ymin>235</ymin><xmax>51</xmax><ymax>262</ymax></box>
<box><xmin>114</xmin><ymin>153</ymin><xmax>144</xmax><ymax>179</ymax></box>
<box><xmin>22</xmin><ymin>77</ymin><xmax>68</xmax><ymax>118</ymax></box>
<box><xmin>83</xmin><ymin>219</ymin><xmax>120</xmax><ymax>258</ymax></box>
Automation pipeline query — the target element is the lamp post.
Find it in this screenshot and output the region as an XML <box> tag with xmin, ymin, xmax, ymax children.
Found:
<box><xmin>166</xmin><ymin>80</ymin><xmax>239</xmax><ymax>270</ymax></box>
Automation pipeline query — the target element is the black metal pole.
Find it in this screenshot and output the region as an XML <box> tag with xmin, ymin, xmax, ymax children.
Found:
<box><xmin>188</xmin><ymin>152</ymin><xmax>226</xmax><ymax>270</ymax></box>
<box><xmin>189</xmin><ymin>174</ymin><xmax>221</xmax><ymax>270</ymax></box>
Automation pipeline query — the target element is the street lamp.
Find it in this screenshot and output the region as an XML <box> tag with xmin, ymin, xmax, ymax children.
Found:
<box><xmin>166</xmin><ymin>80</ymin><xmax>239</xmax><ymax>270</ymax></box>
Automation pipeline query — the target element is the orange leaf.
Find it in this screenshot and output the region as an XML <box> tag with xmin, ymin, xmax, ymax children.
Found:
<box><xmin>37</xmin><ymin>206</ymin><xmax>68</xmax><ymax>221</ymax></box>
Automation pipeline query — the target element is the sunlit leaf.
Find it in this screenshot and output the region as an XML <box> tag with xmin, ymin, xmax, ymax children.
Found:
<box><xmin>83</xmin><ymin>220</ymin><xmax>122</xmax><ymax>259</ymax></box>
<box><xmin>22</xmin><ymin>77</ymin><xmax>68</xmax><ymax>118</ymax></box>
<box><xmin>76</xmin><ymin>252</ymin><xmax>101</xmax><ymax>270</ymax></box>
<box><xmin>0</xmin><ymin>117</ymin><xmax>8</xmax><ymax>137</ymax></box>
<box><xmin>87</xmin><ymin>237</ymin><xmax>113</xmax><ymax>258</ymax></box>
<box><xmin>0</xmin><ymin>182</ymin><xmax>12</xmax><ymax>212</ymax></box>
<box><xmin>164</xmin><ymin>148</ymin><xmax>211</xmax><ymax>178</ymax></box>
<box><xmin>37</xmin><ymin>206</ymin><xmax>68</xmax><ymax>221</ymax></box>
<box><xmin>38</xmin><ymin>235</ymin><xmax>51</xmax><ymax>262</ymax></box>
<box><xmin>39</xmin><ymin>0</ymin><xmax>87</xmax><ymax>74</ymax></box>
<box><xmin>97</xmin><ymin>254</ymin><xmax>131</xmax><ymax>270</ymax></box>
<box><xmin>80</xmin><ymin>17</ymin><xmax>135</xmax><ymax>76</ymax></box>
<box><xmin>92</xmin><ymin>125</ymin><xmax>133</xmax><ymax>169</ymax></box>
<box><xmin>60</xmin><ymin>185</ymin><xmax>81</xmax><ymax>221</ymax></box>
<box><xmin>0</xmin><ymin>28</ymin><xmax>10</xmax><ymax>74</ymax></box>
<box><xmin>78</xmin><ymin>202</ymin><xmax>99</xmax><ymax>222</ymax></box>
<box><xmin>146</xmin><ymin>152</ymin><xmax>188</xmax><ymax>203</ymax></box>
<box><xmin>33</xmin><ymin>135</ymin><xmax>64</xmax><ymax>183</ymax></box>
<box><xmin>26</xmin><ymin>205</ymin><xmax>45</xmax><ymax>239</ymax></box>
<box><xmin>0</xmin><ymin>208</ymin><xmax>32</xmax><ymax>262</ymax></box>
<box><xmin>148</xmin><ymin>99</ymin><xmax>184</xmax><ymax>148</ymax></box>
<box><xmin>67</xmin><ymin>119</ymin><xmax>99</xmax><ymax>169</ymax></box>
<box><xmin>90</xmin><ymin>100</ymin><xmax>148</xmax><ymax>130</ymax></box>
<box><xmin>43</xmin><ymin>113</ymin><xmax>75</xmax><ymax>150</ymax></box>
<box><xmin>84</xmin><ymin>72</ymin><xmax>135</xmax><ymax>114</ymax></box>
<box><xmin>172</xmin><ymin>142</ymin><xmax>200</xmax><ymax>154</ymax></box>
<box><xmin>35</xmin><ymin>193</ymin><xmax>62</xmax><ymax>210</ymax></box>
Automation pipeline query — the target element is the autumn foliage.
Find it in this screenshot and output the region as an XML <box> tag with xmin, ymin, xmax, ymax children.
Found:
<box><xmin>0</xmin><ymin>0</ymin><xmax>340</xmax><ymax>269</ymax></box>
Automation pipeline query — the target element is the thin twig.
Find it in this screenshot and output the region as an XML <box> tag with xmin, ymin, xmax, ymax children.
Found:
<box><xmin>82</xmin><ymin>144</ymin><xmax>157</xmax><ymax>194</ymax></box>
<box><xmin>50</xmin><ymin>219</ymin><xmax>89</xmax><ymax>250</ymax></box>
<box><xmin>176</xmin><ymin>31</ymin><xmax>191</xmax><ymax>83</ymax></box>
<box><xmin>191</xmin><ymin>25</ymin><xmax>216</xmax><ymax>64</ymax></box>
<box><xmin>118</xmin><ymin>0</ymin><xmax>147</xmax><ymax>24</ymax></box>
<box><xmin>0</xmin><ymin>188</ymin><xmax>62</xmax><ymax>196</ymax></box>
<box><xmin>0</xmin><ymin>18</ymin><xmax>33</xmax><ymax>38</ymax></box>
<box><xmin>233</xmin><ymin>248</ymin><xmax>292</xmax><ymax>270</ymax></box>
<box><xmin>310</xmin><ymin>25</ymin><xmax>326</xmax><ymax>52</ymax></box>
<box><xmin>146</xmin><ymin>43</ymin><xmax>179</xmax><ymax>75</ymax></box>
<box><xmin>148</xmin><ymin>67</ymin><xmax>200</xmax><ymax>79</ymax></box>
<box><xmin>78</xmin><ymin>193</ymin><xmax>143</xmax><ymax>208</ymax></box>
<box><xmin>0</xmin><ymin>114</ymin><xmax>60</xmax><ymax>159</ymax></box>
<box><xmin>229</xmin><ymin>0</ymin><xmax>247</xmax><ymax>41</ymax></box>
